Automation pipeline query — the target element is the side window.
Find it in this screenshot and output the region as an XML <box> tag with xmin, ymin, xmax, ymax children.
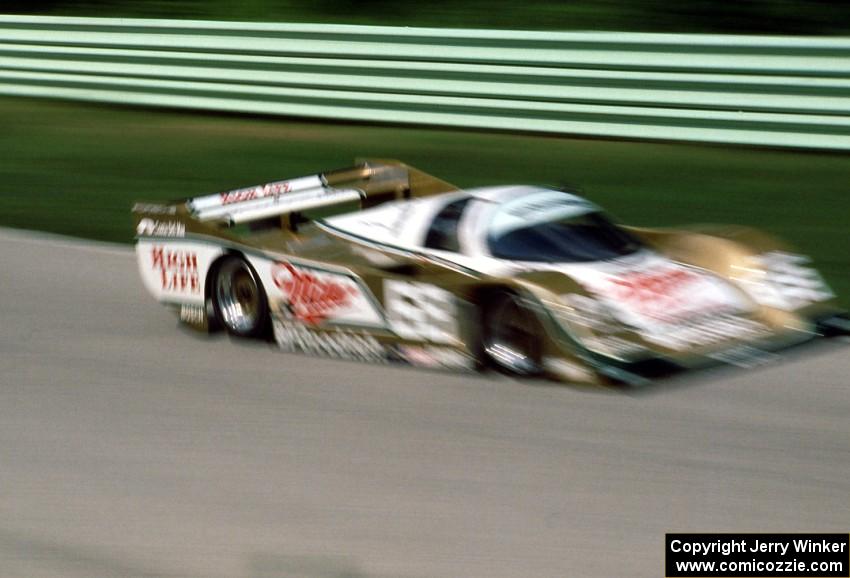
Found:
<box><xmin>424</xmin><ymin>198</ymin><xmax>470</xmax><ymax>252</ymax></box>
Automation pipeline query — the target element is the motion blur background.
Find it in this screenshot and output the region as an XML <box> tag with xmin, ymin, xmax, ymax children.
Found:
<box><xmin>4</xmin><ymin>0</ymin><xmax>850</xmax><ymax>33</ymax></box>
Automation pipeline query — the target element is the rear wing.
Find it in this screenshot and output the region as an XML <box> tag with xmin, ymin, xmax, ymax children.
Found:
<box><xmin>133</xmin><ymin>159</ymin><xmax>458</xmax><ymax>232</ymax></box>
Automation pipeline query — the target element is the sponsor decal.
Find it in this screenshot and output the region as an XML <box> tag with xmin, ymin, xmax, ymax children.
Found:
<box><xmin>272</xmin><ymin>318</ymin><xmax>473</xmax><ymax>370</ymax></box>
<box><xmin>179</xmin><ymin>303</ymin><xmax>206</xmax><ymax>325</ymax></box>
<box><xmin>490</xmin><ymin>191</ymin><xmax>594</xmax><ymax>238</ymax></box>
<box><xmin>132</xmin><ymin>202</ymin><xmax>177</xmax><ymax>215</ymax></box>
<box><xmin>384</xmin><ymin>280</ymin><xmax>459</xmax><ymax>344</ymax></box>
<box><xmin>396</xmin><ymin>345</ymin><xmax>475</xmax><ymax>370</ymax></box>
<box><xmin>136</xmin><ymin>218</ymin><xmax>185</xmax><ymax>238</ymax></box>
<box><xmin>644</xmin><ymin>313</ymin><xmax>770</xmax><ymax>352</ymax></box>
<box><xmin>503</xmin><ymin>195</ymin><xmax>587</xmax><ymax>218</ymax></box>
<box><xmin>543</xmin><ymin>358</ymin><xmax>595</xmax><ymax>382</ymax></box>
<box><xmin>189</xmin><ymin>175</ymin><xmax>324</xmax><ymax>214</ymax></box>
<box><xmin>582</xmin><ymin>335</ymin><xmax>647</xmax><ymax>358</ymax></box>
<box><xmin>557</xmin><ymin>253</ymin><xmax>771</xmax><ymax>353</ymax></box>
<box><xmin>561</xmin><ymin>254</ymin><xmax>750</xmax><ymax>327</ymax></box>
<box><xmin>273</xmin><ymin>319</ymin><xmax>386</xmax><ymax>363</ymax></box>
<box><xmin>557</xmin><ymin>292</ymin><xmax>769</xmax><ymax>353</ymax></box>
<box><xmin>602</xmin><ymin>267</ymin><xmax>708</xmax><ymax>322</ymax></box>
<box><xmin>220</xmin><ymin>180</ymin><xmax>294</xmax><ymax>205</ymax></box>
<box><xmin>272</xmin><ymin>261</ymin><xmax>359</xmax><ymax>324</ymax></box>
<box><xmin>151</xmin><ymin>246</ymin><xmax>200</xmax><ymax>294</ymax></box>
<box><xmin>319</xmin><ymin>201</ymin><xmax>420</xmax><ymax>250</ymax></box>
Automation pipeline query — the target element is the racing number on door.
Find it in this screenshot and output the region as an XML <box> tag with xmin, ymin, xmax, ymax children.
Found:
<box><xmin>383</xmin><ymin>280</ymin><xmax>459</xmax><ymax>344</ymax></box>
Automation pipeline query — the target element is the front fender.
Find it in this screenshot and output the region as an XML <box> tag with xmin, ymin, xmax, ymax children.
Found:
<box><xmin>629</xmin><ymin>224</ymin><xmax>840</xmax><ymax>325</ymax></box>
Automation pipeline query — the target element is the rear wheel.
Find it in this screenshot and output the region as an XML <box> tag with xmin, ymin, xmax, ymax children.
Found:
<box><xmin>212</xmin><ymin>256</ymin><xmax>269</xmax><ymax>338</ymax></box>
<box><xmin>482</xmin><ymin>291</ymin><xmax>543</xmax><ymax>376</ymax></box>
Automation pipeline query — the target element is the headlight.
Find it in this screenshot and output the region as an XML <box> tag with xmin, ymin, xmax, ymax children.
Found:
<box><xmin>732</xmin><ymin>251</ymin><xmax>834</xmax><ymax>311</ymax></box>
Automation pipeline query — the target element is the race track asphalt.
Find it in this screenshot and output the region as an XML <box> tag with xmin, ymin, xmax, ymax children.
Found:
<box><xmin>1</xmin><ymin>227</ymin><xmax>848</xmax><ymax>578</ymax></box>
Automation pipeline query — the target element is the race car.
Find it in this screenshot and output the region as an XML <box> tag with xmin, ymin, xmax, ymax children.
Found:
<box><xmin>133</xmin><ymin>160</ymin><xmax>847</xmax><ymax>385</ymax></box>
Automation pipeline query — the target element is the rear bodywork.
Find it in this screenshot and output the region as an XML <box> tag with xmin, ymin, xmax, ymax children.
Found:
<box><xmin>133</xmin><ymin>160</ymin><xmax>846</xmax><ymax>385</ymax></box>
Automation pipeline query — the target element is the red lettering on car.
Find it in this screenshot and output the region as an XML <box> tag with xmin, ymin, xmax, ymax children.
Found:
<box><xmin>607</xmin><ymin>268</ymin><xmax>699</xmax><ymax>319</ymax></box>
<box><xmin>150</xmin><ymin>247</ymin><xmax>200</xmax><ymax>294</ymax></box>
<box><xmin>272</xmin><ymin>262</ymin><xmax>357</xmax><ymax>324</ymax></box>
<box><xmin>219</xmin><ymin>181</ymin><xmax>294</xmax><ymax>205</ymax></box>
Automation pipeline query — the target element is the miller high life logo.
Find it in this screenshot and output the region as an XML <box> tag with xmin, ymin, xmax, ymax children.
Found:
<box><xmin>220</xmin><ymin>181</ymin><xmax>293</xmax><ymax>205</ymax></box>
<box><xmin>599</xmin><ymin>266</ymin><xmax>714</xmax><ymax>322</ymax></box>
<box><xmin>272</xmin><ymin>262</ymin><xmax>357</xmax><ymax>324</ymax></box>
<box><xmin>151</xmin><ymin>247</ymin><xmax>200</xmax><ymax>294</ymax></box>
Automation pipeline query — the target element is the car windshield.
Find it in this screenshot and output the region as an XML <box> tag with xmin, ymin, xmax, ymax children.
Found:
<box><xmin>487</xmin><ymin>192</ymin><xmax>643</xmax><ymax>262</ymax></box>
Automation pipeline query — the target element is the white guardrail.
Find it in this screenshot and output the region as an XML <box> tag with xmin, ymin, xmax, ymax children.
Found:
<box><xmin>1</xmin><ymin>15</ymin><xmax>849</xmax><ymax>149</ymax></box>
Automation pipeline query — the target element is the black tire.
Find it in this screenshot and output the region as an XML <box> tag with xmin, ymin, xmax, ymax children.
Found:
<box><xmin>481</xmin><ymin>290</ymin><xmax>543</xmax><ymax>376</ymax></box>
<box><xmin>211</xmin><ymin>256</ymin><xmax>269</xmax><ymax>339</ymax></box>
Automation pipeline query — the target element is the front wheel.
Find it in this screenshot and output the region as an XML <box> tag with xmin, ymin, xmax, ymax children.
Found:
<box><xmin>481</xmin><ymin>291</ymin><xmax>543</xmax><ymax>376</ymax></box>
<box><xmin>212</xmin><ymin>256</ymin><xmax>269</xmax><ymax>338</ymax></box>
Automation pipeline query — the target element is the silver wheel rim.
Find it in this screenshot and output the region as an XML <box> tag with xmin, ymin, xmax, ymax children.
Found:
<box><xmin>484</xmin><ymin>294</ymin><xmax>539</xmax><ymax>375</ymax></box>
<box><xmin>215</xmin><ymin>259</ymin><xmax>262</xmax><ymax>335</ymax></box>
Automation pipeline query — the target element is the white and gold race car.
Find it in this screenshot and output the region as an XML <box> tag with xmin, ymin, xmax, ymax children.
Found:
<box><xmin>133</xmin><ymin>160</ymin><xmax>847</xmax><ymax>385</ymax></box>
